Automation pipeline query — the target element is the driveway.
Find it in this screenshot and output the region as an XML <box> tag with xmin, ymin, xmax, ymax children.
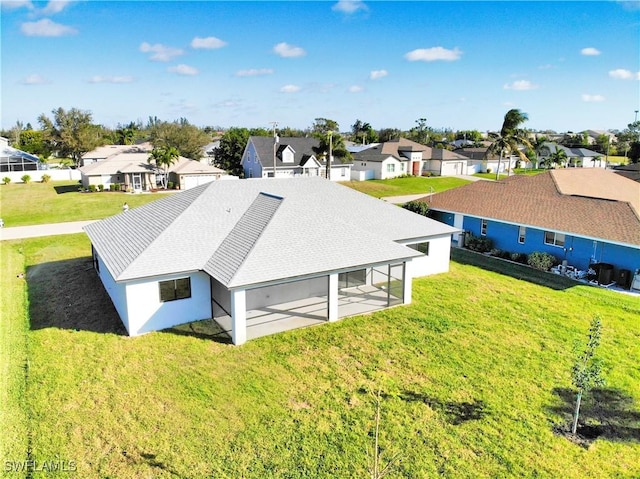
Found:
<box><xmin>0</xmin><ymin>220</ymin><xmax>97</xmax><ymax>241</ymax></box>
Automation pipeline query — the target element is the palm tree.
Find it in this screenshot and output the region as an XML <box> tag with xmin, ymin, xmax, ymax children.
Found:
<box><xmin>485</xmin><ymin>109</ymin><xmax>533</xmax><ymax>179</ymax></box>
<box><xmin>547</xmin><ymin>149</ymin><xmax>568</xmax><ymax>168</ymax></box>
<box><xmin>149</xmin><ymin>146</ymin><xmax>179</xmax><ymax>188</ymax></box>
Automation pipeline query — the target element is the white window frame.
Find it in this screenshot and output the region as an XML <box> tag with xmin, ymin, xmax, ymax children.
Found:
<box><xmin>518</xmin><ymin>226</ymin><xmax>526</xmax><ymax>244</ymax></box>
<box><xmin>481</xmin><ymin>219</ymin><xmax>488</xmax><ymax>236</ymax></box>
<box><xmin>544</xmin><ymin>231</ymin><xmax>565</xmax><ymax>247</ymax></box>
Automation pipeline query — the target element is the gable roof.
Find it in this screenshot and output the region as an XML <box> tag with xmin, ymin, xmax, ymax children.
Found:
<box><xmin>85</xmin><ymin>177</ymin><xmax>458</xmax><ymax>288</ymax></box>
<box><xmin>426</xmin><ymin>169</ymin><xmax>640</xmax><ymax>246</ymax></box>
<box><xmin>79</xmin><ymin>152</ymin><xmax>222</xmax><ymax>176</ymax></box>
<box><xmin>539</xmin><ymin>142</ymin><xmax>601</xmax><ymax>158</ymax></box>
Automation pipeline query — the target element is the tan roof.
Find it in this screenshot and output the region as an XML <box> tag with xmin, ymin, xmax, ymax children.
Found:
<box><xmin>381</xmin><ymin>138</ymin><xmax>429</xmax><ymax>156</ymax></box>
<box><xmin>171</xmin><ymin>158</ymin><xmax>225</xmax><ymax>175</ymax></box>
<box><xmin>426</xmin><ymin>169</ymin><xmax>640</xmax><ymax>246</ymax></box>
<box><xmin>79</xmin><ymin>152</ymin><xmax>221</xmax><ymax>176</ymax></box>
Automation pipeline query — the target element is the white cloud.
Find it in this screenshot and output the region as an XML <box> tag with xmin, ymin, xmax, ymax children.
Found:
<box><xmin>168</xmin><ymin>64</ymin><xmax>199</xmax><ymax>76</ymax></box>
<box><xmin>404</xmin><ymin>46</ymin><xmax>463</xmax><ymax>62</ymax></box>
<box><xmin>280</xmin><ymin>84</ymin><xmax>301</xmax><ymax>93</ymax></box>
<box><xmin>21</xmin><ymin>18</ymin><xmax>77</xmax><ymax>36</ymax></box>
<box><xmin>273</xmin><ymin>42</ymin><xmax>306</xmax><ymax>58</ymax></box>
<box><xmin>1</xmin><ymin>0</ymin><xmax>34</xmax><ymax>10</ymax></box>
<box><xmin>582</xmin><ymin>94</ymin><xmax>605</xmax><ymax>102</ymax></box>
<box><xmin>20</xmin><ymin>74</ymin><xmax>49</xmax><ymax>85</ymax></box>
<box><xmin>235</xmin><ymin>68</ymin><xmax>274</xmax><ymax>77</ymax></box>
<box><xmin>191</xmin><ymin>36</ymin><xmax>227</xmax><ymax>49</ymax></box>
<box><xmin>88</xmin><ymin>75</ymin><xmax>134</xmax><ymax>84</ymax></box>
<box><xmin>503</xmin><ymin>80</ymin><xmax>538</xmax><ymax>91</ymax></box>
<box><xmin>332</xmin><ymin>0</ymin><xmax>368</xmax><ymax>14</ymax></box>
<box><xmin>538</xmin><ymin>64</ymin><xmax>554</xmax><ymax>70</ymax></box>
<box><xmin>580</xmin><ymin>47</ymin><xmax>601</xmax><ymax>56</ymax></box>
<box><xmin>140</xmin><ymin>42</ymin><xmax>184</xmax><ymax>62</ymax></box>
<box><xmin>348</xmin><ymin>85</ymin><xmax>364</xmax><ymax>93</ymax></box>
<box><xmin>609</xmin><ymin>68</ymin><xmax>640</xmax><ymax>80</ymax></box>
<box><xmin>369</xmin><ymin>69</ymin><xmax>388</xmax><ymax>80</ymax></box>
<box><xmin>40</xmin><ymin>0</ymin><xmax>71</xmax><ymax>15</ymax></box>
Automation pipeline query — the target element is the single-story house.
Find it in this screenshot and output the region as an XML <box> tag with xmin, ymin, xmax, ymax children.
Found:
<box><xmin>425</xmin><ymin>169</ymin><xmax>640</xmax><ymax>284</ymax></box>
<box><xmin>84</xmin><ymin>177</ymin><xmax>459</xmax><ymax>344</ymax></box>
<box><xmin>455</xmin><ymin>147</ymin><xmax>519</xmax><ymax>173</ymax></box>
<box><xmin>423</xmin><ymin>148</ymin><xmax>479</xmax><ymax>176</ymax></box>
<box><xmin>537</xmin><ymin>142</ymin><xmax>605</xmax><ymax>168</ymax></box>
<box><xmin>241</xmin><ymin>136</ymin><xmax>352</xmax><ymax>181</ymax></box>
<box><xmin>351</xmin><ymin>138</ymin><xmax>427</xmax><ymax>179</ymax></box>
<box><xmin>79</xmin><ymin>147</ymin><xmax>232</xmax><ymax>191</ymax></box>
<box><xmin>81</xmin><ymin>143</ymin><xmax>153</xmax><ymax>166</ymax></box>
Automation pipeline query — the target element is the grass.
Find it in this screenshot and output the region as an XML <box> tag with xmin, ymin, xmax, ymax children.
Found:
<box><xmin>0</xmin><ymin>180</ymin><xmax>168</xmax><ymax>227</ymax></box>
<box><xmin>2</xmin><ymin>234</ymin><xmax>639</xmax><ymax>478</ymax></box>
<box><xmin>340</xmin><ymin>176</ymin><xmax>471</xmax><ymax>198</ymax></box>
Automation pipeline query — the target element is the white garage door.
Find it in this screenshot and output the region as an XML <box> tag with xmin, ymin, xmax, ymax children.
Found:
<box><xmin>183</xmin><ymin>175</ymin><xmax>217</xmax><ymax>190</ymax></box>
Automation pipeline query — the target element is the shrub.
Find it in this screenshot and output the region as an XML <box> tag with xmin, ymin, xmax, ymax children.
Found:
<box><xmin>421</xmin><ymin>171</ymin><xmax>433</xmax><ymax>177</ymax></box>
<box><xmin>97</xmin><ymin>184</ymin><xmax>104</xmax><ymax>192</ymax></box>
<box><xmin>402</xmin><ymin>200</ymin><xmax>429</xmax><ymax>216</ymax></box>
<box><xmin>167</xmin><ymin>181</ymin><xmax>175</xmax><ymax>190</ymax></box>
<box><xmin>109</xmin><ymin>184</ymin><xmax>116</xmax><ymax>191</ymax></box>
<box><xmin>486</xmin><ymin>168</ymin><xmax>492</xmax><ymax>174</ymax></box>
<box><xmin>21</xmin><ymin>174</ymin><xmax>31</xmax><ymax>184</ymax></box>
<box><xmin>114</xmin><ymin>183</ymin><xmax>121</xmax><ymax>192</ymax></box>
<box><xmin>527</xmin><ymin>251</ymin><xmax>557</xmax><ymax>271</ymax></box>
<box><xmin>510</xmin><ymin>252</ymin><xmax>528</xmax><ymax>264</ymax></box>
<box><xmin>465</xmin><ymin>233</ymin><xmax>493</xmax><ymax>253</ymax></box>
<box><xmin>2</xmin><ymin>177</ymin><xmax>10</xmax><ymax>185</ymax></box>
<box><xmin>41</xmin><ymin>174</ymin><xmax>51</xmax><ymax>183</ymax></box>
<box><xmin>490</xmin><ymin>248</ymin><xmax>503</xmax><ymax>257</ymax></box>
<box><xmin>88</xmin><ymin>184</ymin><xmax>97</xmax><ymax>193</ymax></box>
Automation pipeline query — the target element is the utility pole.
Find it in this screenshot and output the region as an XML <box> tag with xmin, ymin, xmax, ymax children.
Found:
<box><xmin>326</xmin><ymin>131</ymin><xmax>333</xmax><ymax>179</ymax></box>
<box><xmin>269</xmin><ymin>121</ymin><xmax>278</xmax><ymax>177</ymax></box>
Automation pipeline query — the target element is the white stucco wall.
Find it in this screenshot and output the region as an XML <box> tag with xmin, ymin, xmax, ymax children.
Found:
<box><xmin>95</xmin><ymin>252</ymin><xmax>130</xmax><ymax>332</ymax></box>
<box><xmin>123</xmin><ymin>271</ymin><xmax>212</xmax><ymax>335</ymax></box>
<box><xmin>401</xmin><ymin>235</ymin><xmax>453</xmax><ymax>277</ymax></box>
<box><xmin>246</xmin><ymin>276</ymin><xmax>328</xmax><ymax>310</ymax></box>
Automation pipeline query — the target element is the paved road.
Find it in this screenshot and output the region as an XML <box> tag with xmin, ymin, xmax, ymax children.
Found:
<box><xmin>0</xmin><ymin>220</ymin><xmax>98</xmax><ymax>241</ymax></box>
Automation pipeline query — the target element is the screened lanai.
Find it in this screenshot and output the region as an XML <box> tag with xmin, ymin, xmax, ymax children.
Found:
<box><xmin>0</xmin><ymin>146</ymin><xmax>42</xmax><ymax>172</ymax></box>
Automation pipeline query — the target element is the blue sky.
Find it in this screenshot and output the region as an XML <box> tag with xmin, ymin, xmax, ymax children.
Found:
<box><xmin>2</xmin><ymin>1</ymin><xmax>639</xmax><ymax>133</ymax></box>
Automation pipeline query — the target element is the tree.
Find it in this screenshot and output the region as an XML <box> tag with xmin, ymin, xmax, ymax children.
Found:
<box><xmin>18</xmin><ymin>130</ymin><xmax>51</xmax><ymax>159</ymax></box>
<box><xmin>310</xmin><ymin>118</ymin><xmax>339</xmax><ymax>135</ymax></box>
<box><xmin>377</xmin><ymin>128</ymin><xmax>402</xmax><ymax>142</ymax></box>
<box><xmin>408</xmin><ymin>117</ymin><xmax>430</xmax><ymax>145</ymax></box>
<box><xmin>571</xmin><ymin>315</ymin><xmax>605</xmax><ymax>435</ymax></box>
<box><xmin>149</xmin><ymin>119</ymin><xmax>210</xmax><ymax>160</ymax></box>
<box><xmin>38</xmin><ymin>107</ymin><xmax>104</xmax><ymax>167</ymax></box>
<box><xmin>148</xmin><ymin>146</ymin><xmax>179</xmax><ymax>188</ymax></box>
<box><xmin>617</xmin><ymin>121</ymin><xmax>640</xmax><ymax>163</ymax></box>
<box><xmin>351</xmin><ymin>119</ymin><xmax>378</xmax><ymax>145</ymax></box>
<box><xmin>402</xmin><ymin>200</ymin><xmax>429</xmax><ymax>216</ymax></box>
<box><xmin>545</xmin><ymin>149</ymin><xmax>568</xmax><ymax>169</ymax></box>
<box><xmin>485</xmin><ymin>109</ymin><xmax>533</xmax><ymax>179</ymax></box>
<box><xmin>214</xmin><ymin>127</ymin><xmax>250</xmax><ymax>176</ymax></box>
<box><xmin>116</xmin><ymin>121</ymin><xmax>141</xmax><ymax>145</ymax></box>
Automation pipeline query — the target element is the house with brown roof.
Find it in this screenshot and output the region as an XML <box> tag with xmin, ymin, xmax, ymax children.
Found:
<box><xmin>425</xmin><ymin>169</ymin><xmax>640</xmax><ymax>286</ymax></box>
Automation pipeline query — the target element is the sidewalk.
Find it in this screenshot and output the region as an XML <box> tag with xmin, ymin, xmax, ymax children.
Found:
<box><xmin>0</xmin><ymin>220</ymin><xmax>98</xmax><ymax>241</ymax></box>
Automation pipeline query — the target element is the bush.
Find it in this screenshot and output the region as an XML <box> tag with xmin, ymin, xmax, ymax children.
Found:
<box><xmin>21</xmin><ymin>174</ymin><xmax>31</xmax><ymax>184</ymax></box>
<box><xmin>41</xmin><ymin>174</ymin><xmax>51</xmax><ymax>183</ymax></box>
<box><xmin>2</xmin><ymin>177</ymin><xmax>10</xmax><ymax>185</ymax></box>
<box><xmin>402</xmin><ymin>200</ymin><xmax>429</xmax><ymax>216</ymax></box>
<box><xmin>114</xmin><ymin>183</ymin><xmax>121</xmax><ymax>192</ymax></box>
<box><xmin>465</xmin><ymin>233</ymin><xmax>493</xmax><ymax>253</ymax></box>
<box><xmin>527</xmin><ymin>251</ymin><xmax>557</xmax><ymax>271</ymax></box>
<box><xmin>486</xmin><ymin>168</ymin><xmax>492</xmax><ymax>174</ymax></box>
<box><xmin>167</xmin><ymin>181</ymin><xmax>175</xmax><ymax>190</ymax></box>
<box><xmin>510</xmin><ymin>252</ymin><xmax>528</xmax><ymax>264</ymax></box>
<box><xmin>88</xmin><ymin>184</ymin><xmax>97</xmax><ymax>193</ymax></box>
<box><xmin>97</xmin><ymin>184</ymin><xmax>104</xmax><ymax>192</ymax></box>
<box><xmin>109</xmin><ymin>184</ymin><xmax>116</xmax><ymax>191</ymax></box>
<box><xmin>421</xmin><ymin>171</ymin><xmax>433</xmax><ymax>177</ymax></box>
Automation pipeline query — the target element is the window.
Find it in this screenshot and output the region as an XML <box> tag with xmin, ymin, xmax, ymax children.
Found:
<box><xmin>92</xmin><ymin>246</ymin><xmax>100</xmax><ymax>273</ymax></box>
<box><xmin>341</xmin><ymin>168</ymin><xmax>346</xmax><ymax>177</ymax></box>
<box><xmin>408</xmin><ymin>242</ymin><xmax>430</xmax><ymax>255</ymax></box>
<box><xmin>544</xmin><ymin>231</ymin><xmax>565</xmax><ymax>247</ymax></box>
<box><xmin>387</xmin><ymin>164</ymin><xmax>395</xmax><ymax>173</ymax></box>
<box><xmin>481</xmin><ymin>219</ymin><xmax>488</xmax><ymax>236</ymax></box>
<box><xmin>518</xmin><ymin>226</ymin><xmax>526</xmax><ymax>244</ymax></box>
<box><xmin>159</xmin><ymin>278</ymin><xmax>191</xmax><ymax>302</ymax></box>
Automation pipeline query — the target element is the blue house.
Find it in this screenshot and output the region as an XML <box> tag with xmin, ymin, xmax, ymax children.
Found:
<box><xmin>425</xmin><ymin>169</ymin><xmax>640</xmax><ymax>287</ymax></box>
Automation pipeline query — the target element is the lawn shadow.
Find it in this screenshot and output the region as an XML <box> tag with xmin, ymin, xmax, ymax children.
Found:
<box><xmin>53</xmin><ymin>184</ymin><xmax>79</xmax><ymax>194</ymax></box>
<box><xmin>362</xmin><ymin>388</ymin><xmax>489</xmax><ymax>425</ymax></box>
<box><xmin>26</xmin><ymin>256</ymin><xmax>126</xmax><ymax>335</ymax></box>
<box><xmin>451</xmin><ymin>248</ymin><xmax>578</xmax><ymax>291</ymax></box>
<box><xmin>161</xmin><ymin>319</ymin><xmax>232</xmax><ymax>344</ymax></box>
<box><xmin>548</xmin><ymin>387</ymin><xmax>640</xmax><ymax>447</ymax></box>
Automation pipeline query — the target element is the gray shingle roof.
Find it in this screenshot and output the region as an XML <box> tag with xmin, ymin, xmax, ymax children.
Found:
<box><xmin>85</xmin><ymin>177</ymin><xmax>458</xmax><ymax>288</ymax></box>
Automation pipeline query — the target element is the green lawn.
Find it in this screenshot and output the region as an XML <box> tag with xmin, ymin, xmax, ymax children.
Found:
<box><xmin>340</xmin><ymin>176</ymin><xmax>471</xmax><ymax>198</ymax></box>
<box><xmin>0</xmin><ymin>180</ymin><xmax>168</xmax><ymax>227</ymax></box>
<box><xmin>2</xmin><ymin>234</ymin><xmax>639</xmax><ymax>478</ymax></box>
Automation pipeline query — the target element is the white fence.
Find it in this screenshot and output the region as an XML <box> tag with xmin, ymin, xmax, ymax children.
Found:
<box><xmin>2</xmin><ymin>169</ymin><xmax>81</xmax><ymax>183</ymax></box>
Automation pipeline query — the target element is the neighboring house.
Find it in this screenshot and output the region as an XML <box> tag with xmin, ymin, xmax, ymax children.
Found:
<box><xmin>241</xmin><ymin>136</ymin><xmax>352</xmax><ymax>181</ymax></box>
<box><xmin>423</xmin><ymin>148</ymin><xmax>478</xmax><ymax>176</ymax></box>
<box><xmin>351</xmin><ymin>138</ymin><xmax>426</xmax><ymax>179</ymax></box>
<box><xmin>84</xmin><ymin>177</ymin><xmax>459</xmax><ymax>345</ymax></box>
<box><xmin>0</xmin><ymin>137</ymin><xmax>44</xmax><ymax>172</ymax></box>
<box><xmin>426</xmin><ymin>169</ymin><xmax>640</xmax><ymax>281</ymax></box>
<box><xmin>455</xmin><ymin>147</ymin><xmax>519</xmax><ymax>174</ymax></box>
<box><xmin>79</xmin><ymin>147</ymin><xmax>231</xmax><ymax>191</ymax></box>
<box><xmin>537</xmin><ymin>142</ymin><xmax>605</xmax><ymax>168</ymax></box>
